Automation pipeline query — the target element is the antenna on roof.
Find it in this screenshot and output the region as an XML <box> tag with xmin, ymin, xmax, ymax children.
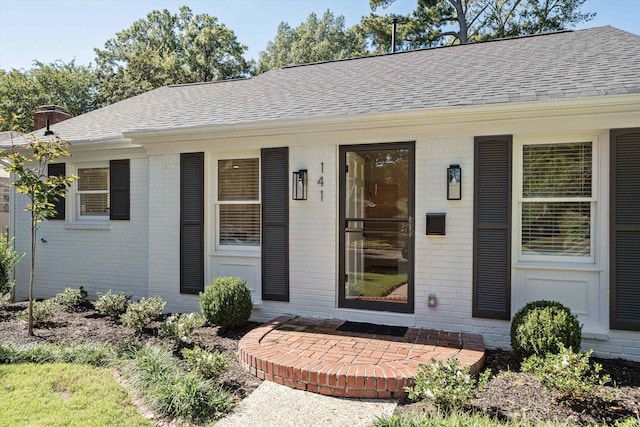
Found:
<box><xmin>391</xmin><ymin>18</ymin><xmax>398</xmax><ymax>53</ymax></box>
<box><xmin>44</xmin><ymin>117</ymin><xmax>54</xmax><ymax>136</ymax></box>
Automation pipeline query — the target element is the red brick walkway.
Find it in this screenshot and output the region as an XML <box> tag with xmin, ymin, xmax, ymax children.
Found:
<box><xmin>238</xmin><ymin>316</ymin><xmax>485</xmax><ymax>399</ymax></box>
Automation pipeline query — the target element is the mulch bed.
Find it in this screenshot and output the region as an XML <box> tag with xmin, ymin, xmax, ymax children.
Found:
<box><xmin>2</xmin><ymin>302</ymin><xmax>640</xmax><ymax>425</ymax></box>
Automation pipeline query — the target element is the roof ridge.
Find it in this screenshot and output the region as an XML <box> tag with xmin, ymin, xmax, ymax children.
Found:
<box><xmin>168</xmin><ymin>77</ymin><xmax>252</xmax><ymax>88</ymax></box>
<box><xmin>280</xmin><ymin>28</ymin><xmax>578</xmax><ymax>71</ymax></box>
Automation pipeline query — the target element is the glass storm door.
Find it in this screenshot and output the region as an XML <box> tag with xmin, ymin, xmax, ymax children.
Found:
<box><xmin>339</xmin><ymin>142</ymin><xmax>414</xmax><ymax>313</ymax></box>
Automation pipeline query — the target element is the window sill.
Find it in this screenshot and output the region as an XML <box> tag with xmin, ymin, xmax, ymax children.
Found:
<box><xmin>209</xmin><ymin>250</ymin><xmax>260</xmax><ymax>258</ymax></box>
<box><xmin>65</xmin><ymin>222</ymin><xmax>110</xmax><ymax>230</ymax></box>
<box><xmin>514</xmin><ymin>261</ymin><xmax>602</xmax><ymax>272</ymax></box>
<box><xmin>582</xmin><ymin>331</ymin><xmax>608</xmax><ymax>341</ymax></box>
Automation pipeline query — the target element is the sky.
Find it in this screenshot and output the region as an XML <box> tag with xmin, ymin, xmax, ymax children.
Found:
<box><xmin>0</xmin><ymin>0</ymin><xmax>639</xmax><ymax>71</ymax></box>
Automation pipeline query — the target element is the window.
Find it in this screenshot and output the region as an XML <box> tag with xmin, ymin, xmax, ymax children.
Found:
<box><xmin>77</xmin><ymin>167</ymin><xmax>109</xmax><ymax>218</ymax></box>
<box><xmin>520</xmin><ymin>142</ymin><xmax>593</xmax><ymax>259</ymax></box>
<box><xmin>216</xmin><ymin>158</ymin><xmax>260</xmax><ymax>247</ymax></box>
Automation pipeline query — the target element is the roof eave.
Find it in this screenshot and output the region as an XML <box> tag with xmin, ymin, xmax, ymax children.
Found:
<box><xmin>123</xmin><ymin>93</ymin><xmax>640</xmax><ymax>143</ymax></box>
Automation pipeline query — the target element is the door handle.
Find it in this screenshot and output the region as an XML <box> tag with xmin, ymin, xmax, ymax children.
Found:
<box><xmin>407</xmin><ymin>216</ymin><xmax>414</xmax><ymax>235</ymax></box>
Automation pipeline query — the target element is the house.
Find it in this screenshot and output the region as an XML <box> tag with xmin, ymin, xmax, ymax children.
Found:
<box><xmin>0</xmin><ymin>131</ymin><xmax>28</xmax><ymax>232</ymax></box>
<box><xmin>9</xmin><ymin>26</ymin><xmax>640</xmax><ymax>361</ymax></box>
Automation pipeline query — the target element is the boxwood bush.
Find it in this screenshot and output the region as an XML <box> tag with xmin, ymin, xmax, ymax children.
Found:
<box><xmin>511</xmin><ymin>300</ymin><xmax>582</xmax><ymax>357</ymax></box>
<box><xmin>200</xmin><ymin>277</ymin><xmax>252</xmax><ymax>331</ymax></box>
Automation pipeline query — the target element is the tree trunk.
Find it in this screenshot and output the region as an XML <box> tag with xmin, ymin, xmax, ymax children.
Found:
<box><xmin>27</xmin><ymin>210</ymin><xmax>35</xmax><ymax>337</ymax></box>
<box><xmin>452</xmin><ymin>0</ymin><xmax>470</xmax><ymax>43</ymax></box>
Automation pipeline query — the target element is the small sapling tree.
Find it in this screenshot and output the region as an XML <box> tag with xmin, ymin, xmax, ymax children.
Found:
<box><xmin>3</xmin><ymin>134</ymin><xmax>76</xmax><ymax>336</ymax></box>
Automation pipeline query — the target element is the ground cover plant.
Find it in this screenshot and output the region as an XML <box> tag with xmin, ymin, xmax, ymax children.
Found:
<box><xmin>0</xmin><ymin>363</ymin><xmax>152</xmax><ymax>427</ymax></box>
<box><xmin>95</xmin><ymin>289</ymin><xmax>130</xmax><ymax>318</ymax></box>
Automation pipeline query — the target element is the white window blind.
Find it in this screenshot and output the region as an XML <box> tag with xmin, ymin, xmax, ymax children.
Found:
<box><xmin>78</xmin><ymin>167</ymin><xmax>109</xmax><ymax>217</ymax></box>
<box><xmin>218</xmin><ymin>159</ymin><xmax>259</xmax><ymax>201</ymax></box>
<box><xmin>217</xmin><ymin>158</ymin><xmax>260</xmax><ymax>246</ymax></box>
<box><xmin>523</xmin><ymin>143</ymin><xmax>592</xmax><ymax>198</ymax></box>
<box><xmin>521</xmin><ymin>142</ymin><xmax>592</xmax><ymax>257</ymax></box>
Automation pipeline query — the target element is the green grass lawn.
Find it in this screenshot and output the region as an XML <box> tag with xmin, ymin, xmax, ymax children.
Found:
<box><xmin>0</xmin><ymin>363</ymin><xmax>152</xmax><ymax>427</ymax></box>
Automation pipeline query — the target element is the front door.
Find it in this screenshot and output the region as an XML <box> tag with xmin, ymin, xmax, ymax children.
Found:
<box><xmin>339</xmin><ymin>142</ymin><xmax>414</xmax><ymax>313</ymax></box>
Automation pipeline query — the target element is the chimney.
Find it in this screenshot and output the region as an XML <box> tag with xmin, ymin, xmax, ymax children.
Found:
<box><xmin>34</xmin><ymin>105</ymin><xmax>71</xmax><ymax>133</ymax></box>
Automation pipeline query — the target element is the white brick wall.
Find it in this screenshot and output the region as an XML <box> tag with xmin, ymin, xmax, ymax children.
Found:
<box><xmin>147</xmin><ymin>153</ymin><xmax>200</xmax><ymax>313</ymax></box>
<box><xmin>13</xmin><ymin>157</ymin><xmax>149</xmax><ymax>302</ymax></box>
<box><xmin>9</xmin><ymin>116</ymin><xmax>640</xmax><ymax>363</ymax></box>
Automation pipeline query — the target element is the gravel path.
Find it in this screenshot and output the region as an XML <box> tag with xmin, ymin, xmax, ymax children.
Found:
<box><xmin>216</xmin><ymin>381</ymin><xmax>397</xmax><ymax>427</ymax></box>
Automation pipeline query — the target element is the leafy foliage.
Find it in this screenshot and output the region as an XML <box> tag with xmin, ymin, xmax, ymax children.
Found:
<box><xmin>0</xmin><ymin>232</ymin><xmax>23</xmax><ymax>307</ymax></box>
<box><xmin>521</xmin><ymin>345</ymin><xmax>611</xmax><ymax>401</ymax></box>
<box><xmin>4</xmin><ymin>135</ymin><xmax>77</xmax><ymax>224</ymax></box>
<box><xmin>0</xmin><ymin>61</ymin><xmax>97</xmax><ymax>133</ymax></box>
<box><xmin>257</xmin><ymin>10</ymin><xmax>366</xmax><ymax>73</ymax></box>
<box><xmin>53</xmin><ymin>286</ymin><xmax>90</xmax><ymax>310</ymax></box>
<box><xmin>17</xmin><ymin>299</ymin><xmax>60</xmax><ymax>325</ymax></box>
<box><xmin>406</xmin><ymin>357</ymin><xmax>490</xmax><ymax>411</ymax></box>
<box><xmin>159</xmin><ymin>312</ymin><xmax>205</xmax><ymax>346</ymax></box>
<box><xmin>511</xmin><ymin>300</ymin><xmax>582</xmax><ymax>357</ymax></box>
<box><xmin>95</xmin><ymin>289</ymin><xmax>131</xmax><ymax>318</ymax></box>
<box><xmin>200</xmin><ymin>277</ymin><xmax>253</xmax><ymax>331</ymax></box>
<box><xmin>120</xmin><ymin>296</ymin><xmax>166</xmax><ymax>332</ymax></box>
<box><xmin>118</xmin><ymin>344</ymin><xmax>231</xmax><ymax>423</ymax></box>
<box><xmin>94</xmin><ymin>6</ymin><xmax>251</xmax><ymax>106</ymax></box>
<box><xmin>181</xmin><ymin>345</ymin><xmax>229</xmax><ymax>380</ymax></box>
<box><xmin>359</xmin><ymin>0</ymin><xmax>595</xmax><ymax>52</ymax></box>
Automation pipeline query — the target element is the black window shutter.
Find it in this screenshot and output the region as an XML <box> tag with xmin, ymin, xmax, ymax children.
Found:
<box><xmin>110</xmin><ymin>159</ymin><xmax>130</xmax><ymax>220</ymax></box>
<box><xmin>261</xmin><ymin>147</ymin><xmax>289</xmax><ymax>301</ymax></box>
<box><xmin>610</xmin><ymin>128</ymin><xmax>640</xmax><ymax>331</ymax></box>
<box><xmin>473</xmin><ymin>135</ymin><xmax>512</xmax><ymax>320</ymax></box>
<box><xmin>47</xmin><ymin>163</ymin><xmax>66</xmax><ymax>220</ymax></box>
<box><xmin>180</xmin><ymin>153</ymin><xmax>205</xmax><ymax>295</ymax></box>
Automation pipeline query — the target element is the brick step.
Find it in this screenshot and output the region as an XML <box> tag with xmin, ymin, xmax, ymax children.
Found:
<box><xmin>238</xmin><ymin>317</ymin><xmax>485</xmax><ymax>399</ymax></box>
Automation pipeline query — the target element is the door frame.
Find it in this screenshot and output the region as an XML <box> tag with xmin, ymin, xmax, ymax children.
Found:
<box><xmin>338</xmin><ymin>141</ymin><xmax>415</xmax><ymax>313</ymax></box>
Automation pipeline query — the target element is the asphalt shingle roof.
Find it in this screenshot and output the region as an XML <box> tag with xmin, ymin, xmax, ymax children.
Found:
<box><xmin>43</xmin><ymin>26</ymin><xmax>640</xmax><ymax>142</ymax></box>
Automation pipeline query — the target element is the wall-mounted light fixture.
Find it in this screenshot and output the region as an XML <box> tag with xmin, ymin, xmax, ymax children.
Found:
<box><xmin>428</xmin><ymin>293</ymin><xmax>438</xmax><ymax>308</ymax></box>
<box><xmin>447</xmin><ymin>164</ymin><xmax>461</xmax><ymax>200</ymax></box>
<box><xmin>292</xmin><ymin>169</ymin><xmax>308</xmax><ymax>200</ymax></box>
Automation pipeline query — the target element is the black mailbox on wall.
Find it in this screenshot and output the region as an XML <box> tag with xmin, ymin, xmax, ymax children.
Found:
<box><xmin>426</xmin><ymin>213</ymin><xmax>446</xmax><ymax>235</ymax></box>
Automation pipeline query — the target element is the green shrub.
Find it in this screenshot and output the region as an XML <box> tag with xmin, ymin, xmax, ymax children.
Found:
<box><xmin>119</xmin><ymin>344</ymin><xmax>231</xmax><ymax>423</ymax></box>
<box><xmin>0</xmin><ymin>232</ymin><xmax>23</xmax><ymax>306</ymax></box>
<box><xmin>181</xmin><ymin>345</ymin><xmax>229</xmax><ymax>380</ymax></box>
<box><xmin>511</xmin><ymin>300</ymin><xmax>582</xmax><ymax>357</ymax></box>
<box><xmin>200</xmin><ymin>277</ymin><xmax>253</xmax><ymax>331</ymax></box>
<box><xmin>159</xmin><ymin>313</ymin><xmax>205</xmax><ymax>345</ymax></box>
<box><xmin>521</xmin><ymin>345</ymin><xmax>611</xmax><ymax>401</ymax></box>
<box><xmin>120</xmin><ymin>296</ymin><xmax>166</xmax><ymax>332</ymax></box>
<box><xmin>54</xmin><ymin>286</ymin><xmax>89</xmax><ymax>309</ymax></box>
<box><xmin>405</xmin><ymin>357</ymin><xmax>491</xmax><ymax>411</ymax></box>
<box><xmin>18</xmin><ymin>299</ymin><xmax>60</xmax><ymax>325</ymax></box>
<box><xmin>95</xmin><ymin>290</ymin><xmax>131</xmax><ymax>318</ymax></box>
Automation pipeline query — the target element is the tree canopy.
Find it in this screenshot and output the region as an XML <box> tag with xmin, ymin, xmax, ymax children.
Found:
<box><xmin>362</xmin><ymin>0</ymin><xmax>595</xmax><ymax>50</ymax></box>
<box><xmin>94</xmin><ymin>6</ymin><xmax>251</xmax><ymax>106</ymax></box>
<box><xmin>0</xmin><ymin>61</ymin><xmax>97</xmax><ymax>133</ymax></box>
<box><xmin>256</xmin><ymin>10</ymin><xmax>366</xmax><ymax>74</ymax></box>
